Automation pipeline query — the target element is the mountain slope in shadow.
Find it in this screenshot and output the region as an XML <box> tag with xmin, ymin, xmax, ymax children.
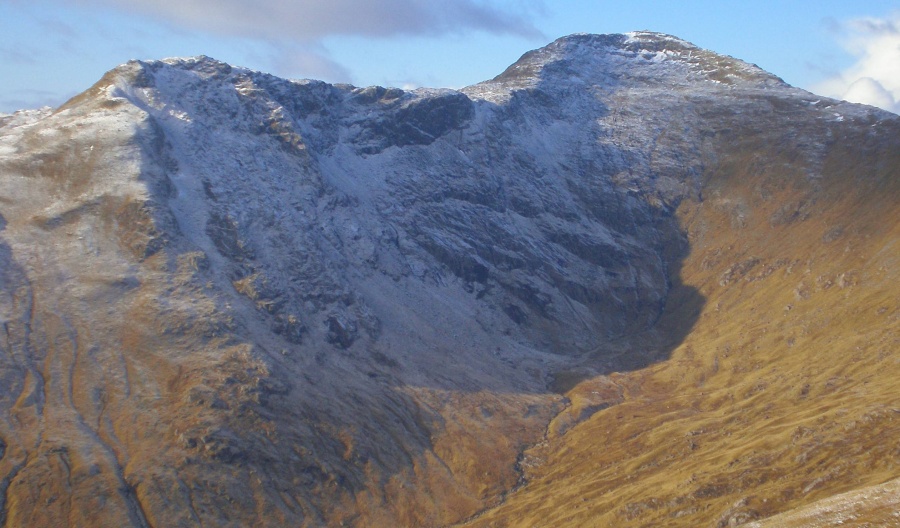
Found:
<box><xmin>464</xmin><ymin>93</ymin><xmax>900</xmax><ymax>527</ymax></box>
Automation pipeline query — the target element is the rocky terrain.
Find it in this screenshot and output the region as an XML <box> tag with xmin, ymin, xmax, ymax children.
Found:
<box><xmin>0</xmin><ymin>32</ymin><xmax>897</xmax><ymax>526</ymax></box>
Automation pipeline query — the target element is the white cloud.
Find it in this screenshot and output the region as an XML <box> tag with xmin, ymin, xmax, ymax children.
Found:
<box><xmin>814</xmin><ymin>13</ymin><xmax>900</xmax><ymax>114</ymax></box>
<box><xmin>843</xmin><ymin>77</ymin><xmax>895</xmax><ymax>110</ymax></box>
<box><xmin>77</xmin><ymin>0</ymin><xmax>543</xmax><ymax>40</ymax></box>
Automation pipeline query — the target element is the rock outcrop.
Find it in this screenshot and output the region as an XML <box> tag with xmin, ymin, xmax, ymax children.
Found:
<box><xmin>0</xmin><ymin>32</ymin><xmax>896</xmax><ymax>527</ymax></box>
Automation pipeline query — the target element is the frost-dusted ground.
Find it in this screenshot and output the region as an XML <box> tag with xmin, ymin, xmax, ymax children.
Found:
<box><xmin>0</xmin><ymin>32</ymin><xmax>897</xmax><ymax>527</ymax></box>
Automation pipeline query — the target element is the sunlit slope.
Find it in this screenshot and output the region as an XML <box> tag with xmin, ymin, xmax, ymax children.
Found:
<box><xmin>463</xmin><ymin>118</ymin><xmax>900</xmax><ymax>526</ymax></box>
<box><xmin>747</xmin><ymin>476</ymin><xmax>900</xmax><ymax>527</ymax></box>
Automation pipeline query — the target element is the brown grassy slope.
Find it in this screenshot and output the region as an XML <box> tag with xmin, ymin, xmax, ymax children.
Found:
<box><xmin>746</xmin><ymin>476</ymin><xmax>900</xmax><ymax>527</ymax></box>
<box><xmin>462</xmin><ymin>121</ymin><xmax>900</xmax><ymax>527</ymax></box>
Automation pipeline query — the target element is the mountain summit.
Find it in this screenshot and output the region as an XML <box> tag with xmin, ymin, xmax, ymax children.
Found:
<box><xmin>0</xmin><ymin>34</ymin><xmax>898</xmax><ymax>527</ymax></box>
<box><xmin>472</xmin><ymin>31</ymin><xmax>784</xmax><ymax>96</ymax></box>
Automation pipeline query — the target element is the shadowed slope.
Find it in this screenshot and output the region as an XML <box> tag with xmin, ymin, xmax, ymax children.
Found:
<box><xmin>462</xmin><ymin>97</ymin><xmax>900</xmax><ymax>527</ymax></box>
<box><xmin>0</xmin><ymin>34</ymin><xmax>712</xmax><ymax>527</ymax></box>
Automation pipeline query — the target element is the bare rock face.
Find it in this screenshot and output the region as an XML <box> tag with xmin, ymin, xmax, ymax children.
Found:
<box><xmin>0</xmin><ymin>32</ymin><xmax>895</xmax><ymax>527</ymax></box>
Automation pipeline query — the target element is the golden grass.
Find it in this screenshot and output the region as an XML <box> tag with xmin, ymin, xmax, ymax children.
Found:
<box><xmin>462</xmin><ymin>128</ymin><xmax>900</xmax><ymax>527</ymax></box>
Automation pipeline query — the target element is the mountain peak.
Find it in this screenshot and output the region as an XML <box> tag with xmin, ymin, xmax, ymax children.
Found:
<box><xmin>464</xmin><ymin>31</ymin><xmax>785</xmax><ymax>101</ymax></box>
<box><xmin>553</xmin><ymin>30</ymin><xmax>697</xmax><ymax>53</ymax></box>
<box><xmin>622</xmin><ymin>30</ymin><xmax>697</xmax><ymax>50</ymax></box>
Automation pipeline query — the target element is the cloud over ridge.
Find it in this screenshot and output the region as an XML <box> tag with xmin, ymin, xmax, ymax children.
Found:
<box><xmin>815</xmin><ymin>13</ymin><xmax>900</xmax><ymax>114</ymax></box>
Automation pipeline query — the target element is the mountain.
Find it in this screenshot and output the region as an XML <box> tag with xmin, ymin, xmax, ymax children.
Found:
<box><xmin>0</xmin><ymin>31</ymin><xmax>897</xmax><ymax>527</ymax></box>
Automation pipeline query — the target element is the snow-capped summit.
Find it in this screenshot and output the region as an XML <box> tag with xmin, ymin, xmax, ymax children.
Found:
<box><xmin>0</xmin><ymin>33</ymin><xmax>898</xmax><ymax>528</ymax></box>
<box><xmin>463</xmin><ymin>31</ymin><xmax>787</xmax><ymax>102</ymax></box>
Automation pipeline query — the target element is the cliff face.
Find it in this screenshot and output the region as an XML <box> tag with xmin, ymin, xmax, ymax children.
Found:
<box><xmin>466</xmin><ymin>96</ymin><xmax>900</xmax><ymax>527</ymax></box>
<box><xmin>0</xmin><ymin>32</ymin><xmax>897</xmax><ymax>527</ymax></box>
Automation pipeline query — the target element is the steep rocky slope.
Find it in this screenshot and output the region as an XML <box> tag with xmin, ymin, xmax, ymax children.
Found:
<box><xmin>0</xmin><ymin>32</ymin><xmax>897</xmax><ymax>527</ymax></box>
<box><xmin>463</xmin><ymin>88</ymin><xmax>900</xmax><ymax>527</ymax></box>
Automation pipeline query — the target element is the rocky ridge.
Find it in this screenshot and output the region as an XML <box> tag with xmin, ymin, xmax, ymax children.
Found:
<box><xmin>0</xmin><ymin>32</ymin><xmax>896</xmax><ymax>526</ymax></box>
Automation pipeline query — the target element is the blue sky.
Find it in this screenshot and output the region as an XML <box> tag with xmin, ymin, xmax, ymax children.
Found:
<box><xmin>2</xmin><ymin>1</ymin><xmax>899</xmax><ymax>114</ymax></box>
